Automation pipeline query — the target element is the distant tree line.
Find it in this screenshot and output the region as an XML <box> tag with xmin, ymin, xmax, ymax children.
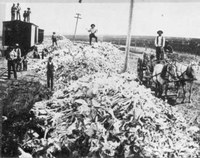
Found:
<box><xmin>109</xmin><ymin>36</ymin><xmax>200</xmax><ymax>56</ymax></box>
<box><xmin>65</xmin><ymin>35</ymin><xmax>200</xmax><ymax>56</ymax></box>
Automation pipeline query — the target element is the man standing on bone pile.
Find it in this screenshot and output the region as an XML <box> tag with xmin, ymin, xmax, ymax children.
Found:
<box><xmin>88</xmin><ymin>24</ymin><xmax>98</xmax><ymax>45</ymax></box>
<box><xmin>155</xmin><ymin>30</ymin><xmax>165</xmax><ymax>61</ymax></box>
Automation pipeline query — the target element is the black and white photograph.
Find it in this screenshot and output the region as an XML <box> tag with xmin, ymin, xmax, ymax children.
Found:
<box><xmin>0</xmin><ymin>0</ymin><xmax>200</xmax><ymax>157</ymax></box>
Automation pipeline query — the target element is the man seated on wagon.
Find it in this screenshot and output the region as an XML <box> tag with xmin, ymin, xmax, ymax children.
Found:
<box><xmin>164</xmin><ymin>41</ymin><xmax>178</xmax><ymax>63</ymax></box>
<box><xmin>164</xmin><ymin>40</ymin><xmax>173</xmax><ymax>54</ymax></box>
<box><xmin>164</xmin><ymin>40</ymin><xmax>173</xmax><ymax>58</ymax></box>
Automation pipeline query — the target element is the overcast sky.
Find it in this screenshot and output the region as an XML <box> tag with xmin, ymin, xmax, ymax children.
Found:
<box><xmin>1</xmin><ymin>1</ymin><xmax>200</xmax><ymax>38</ymax></box>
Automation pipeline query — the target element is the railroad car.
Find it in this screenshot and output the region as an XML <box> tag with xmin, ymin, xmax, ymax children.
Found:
<box><xmin>2</xmin><ymin>20</ymin><xmax>44</xmax><ymax>56</ymax></box>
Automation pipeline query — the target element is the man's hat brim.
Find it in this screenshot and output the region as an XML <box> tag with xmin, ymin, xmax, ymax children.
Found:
<box><xmin>157</xmin><ymin>30</ymin><xmax>163</xmax><ymax>34</ymax></box>
<box><xmin>91</xmin><ymin>24</ymin><xmax>95</xmax><ymax>27</ymax></box>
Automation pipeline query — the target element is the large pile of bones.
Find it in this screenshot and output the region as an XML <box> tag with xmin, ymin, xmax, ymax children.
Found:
<box><xmin>17</xmin><ymin>37</ymin><xmax>200</xmax><ymax>157</ymax></box>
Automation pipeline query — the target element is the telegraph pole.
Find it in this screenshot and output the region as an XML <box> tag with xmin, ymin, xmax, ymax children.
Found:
<box><xmin>122</xmin><ymin>0</ymin><xmax>134</xmax><ymax>73</ymax></box>
<box><xmin>73</xmin><ymin>13</ymin><xmax>82</xmax><ymax>43</ymax></box>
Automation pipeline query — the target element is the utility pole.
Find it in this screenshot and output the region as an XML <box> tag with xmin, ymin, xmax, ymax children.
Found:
<box><xmin>121</xmin><ymin>0</ymin><xmax>134</xmax><ymax>73</ymax></box>
<box><xmin>73</xmin><ymin>13</ymin><xmax>81</xmax><ymax>43</ymax></box>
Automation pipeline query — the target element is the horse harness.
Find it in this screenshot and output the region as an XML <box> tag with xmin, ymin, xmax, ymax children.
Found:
<box><xmin>175</xmin><ymin>65</ymin><xmax>196</xmax><ymax>83</ymax></box>
<box><xmin>153</xmin><ymin>64</ymin><xmax>177</xmax><ymax>83</ymax></box>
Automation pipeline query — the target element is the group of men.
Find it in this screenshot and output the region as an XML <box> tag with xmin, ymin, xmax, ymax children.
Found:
<box><xmin>6</xmin><ymin>43</ymin><xmax>54</xmax><ymax>91</ymax></box>
<box><xmin>6</xmin><ymin>26</ymin><xmax>169</xmax><ymax>90</ymax></box>
<box><xmin>11</xmin><ymin>3</ymin><xmax>31</xmax><ymax>22</ymax></box>
<box><xmin>51</xmin><ymin>24</ymin><xmax>98</xmax><ymax>46</ymax></box>
<box><xmin>155</xmin><ymin>30</ymin><xmax>173</xmax><ymax>61</ymax></box>
<box><xmin>6</xmin><ymin>44</ymin><xmax>28</xmax><ymax>80</ymax></box>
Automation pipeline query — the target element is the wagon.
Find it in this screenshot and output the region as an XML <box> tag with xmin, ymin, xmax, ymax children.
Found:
<box><xmin>137</xmin><ymin>52</ymin><xmax>181</xmax><ymax>102</ymax></box>
<box><xmin>137</xmin><ymin>52</ymin><xmax>180</xmax><ymax>84</ymax></box>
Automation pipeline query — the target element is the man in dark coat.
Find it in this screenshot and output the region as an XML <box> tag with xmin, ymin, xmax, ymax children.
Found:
<box><xmin>164</xmin><ymin>40</ymin><xmax>174</xmax><ymax>60</ymax></box>
<box><xmin>23</xmin><ymin>55</ymin><xmax>28</xmax><ymax>71</ymax></box>
<box><xmin>23</xmin><ymin>10</ymin><xmax>27</xmax><ymax>22</ymax></box>
<box><xmin>47</xmin><ymin>57</ymin><xmax>54</xmax><ymax>90</ymax></box>
<box><xmin>164</xmin><ymin>40</ymin><xmax>173</xmax><ymax>54</ymax></box>
<box><xmin>52</xmin><ymin>32</ymin><xmax>58</xmax><ymax>46</ymax></box>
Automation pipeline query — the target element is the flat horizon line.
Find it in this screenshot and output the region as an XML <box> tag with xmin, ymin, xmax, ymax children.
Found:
<box><xmin>0</xmin><ymin>34</ymin><xmax>200</xmax><ymax>40</ymax></box>
<box><xmin>43</xmin><ymin>34</ymin><xmax>200</xmax><ymax>39</ymax></box>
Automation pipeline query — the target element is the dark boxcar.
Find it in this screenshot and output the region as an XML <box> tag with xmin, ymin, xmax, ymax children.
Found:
<box><xmin>2</xmin><ymin>20</ymin><xmax>38</xmax><ymax>53</ymax></box>
<box><xmin>38</xmin><ymin>29</ymin><xmax>44</xmax><ymax>44</ymax></box>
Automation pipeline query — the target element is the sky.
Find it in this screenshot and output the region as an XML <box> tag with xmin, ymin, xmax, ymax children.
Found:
<box><xmin>1</xmin><ymin>0</ymin><xmax>200</xmax><ymax>38</ymax></box>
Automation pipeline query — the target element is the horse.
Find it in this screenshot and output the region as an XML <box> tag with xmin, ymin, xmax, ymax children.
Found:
<box><xmin>152</xmin><ymin>62</ymin><xmax>177</xmax><ymax>100</ymax></box>
<box><xmin>175</xmin><ymin>62</ymin><xmax>197</xmax><ymax>103</ymax></box>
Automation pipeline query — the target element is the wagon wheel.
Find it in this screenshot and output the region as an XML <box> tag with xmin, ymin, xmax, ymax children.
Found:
<box><xmin>137</xmin><ymin>58</ymin><xmax>143</xmax><ymax>84</ymax></box>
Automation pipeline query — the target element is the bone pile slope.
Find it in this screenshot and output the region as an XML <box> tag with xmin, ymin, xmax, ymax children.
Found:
<box><xmin>30</xmin><ymin>38</ymin><xmax>200</xmax><ymax>158</ymax></box>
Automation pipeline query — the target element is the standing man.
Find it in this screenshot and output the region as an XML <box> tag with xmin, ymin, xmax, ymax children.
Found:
<box><xmin>16</xmin><ymin>3</ymin><xmax>21</xmax><ymax>20</ymax></box>
<box><xmin>15</xmin><ymin>43</ymin><xmax>22</xmax><ymax>71</ymax></box>
<box><xmin>23</xmin><ymin>55</ymin><xmax>28</xmax><ymax>71</ymax></box>
<box><xmin>23</xmin><ymin>10</ymin><xmax>27</xmax><ymax>22</ymax></box>
<box><xmin>155</xmin><ymin>30</ymin><xmax>165</xmax><ymax>61</ymax></box>
<box><xmin>47</xmin><ymin>57</ymin><xmax>54</xmax><ymax>90</ymax></box>
<box><xmin>7</xmin><ymin>47</ymin><xmax>17</xmax><ymax>79</ymax></box>
<box><xmin>88</xmin><ymin>24</ymin><xmax>98</xmax><ymax>45</ymax></box>
<box><xmin>11</xmin><ymin>4</ymin><xmax>16</xmax><ymax>21</ymax></box>
<box><xmin>27</xmin><ymin>8</ymin><xmax>31</xmax><ymax>22</ymax></box>
<box><xmin>33</xmin><ymin>46</ymin><xmax>40</xmax><ymax>59</ymax></box>
<box><xmin>52</xmin><ymin>32</ymin><xmax>57</xmax><ymax>46</ymax></box>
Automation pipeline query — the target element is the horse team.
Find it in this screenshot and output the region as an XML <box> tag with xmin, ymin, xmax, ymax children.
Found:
<box><xmin>137</xmin><ymin>52</ymin><xmax>197</xmax><ymax>104</ymax></box>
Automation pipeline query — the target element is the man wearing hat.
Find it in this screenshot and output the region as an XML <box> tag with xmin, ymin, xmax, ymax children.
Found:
<box><xmin>47</xmin><ymin>57</ymin><xmax>54</xmax><ymax>90</ymax></box>
<box><xmin>155</xmin><ymin>30</ymin><xmax>165</xmax><ymax>61</ymax></box>
<box><xmin>52</xmin><ymin>32</ymin><xmax>58</xmax><ymax>46</ymax></box>
<box><xmin>27</xmin><ymin>8</ymin><xmax>31</xmax><ymax>22</ymax></box>
<box><xmin>88</xmin><ymin>24</ymin><xmax>98</xmax><ymax>45</ymax></box>
<box><xmin>16</xmin><ymin>3</ymin><xmax>21</xmax><ymax>20</ymax></box>
<box><xmin>23</xmin><ymin>10</ymin><xmax>27</xmax><ymax>22</ymax></box>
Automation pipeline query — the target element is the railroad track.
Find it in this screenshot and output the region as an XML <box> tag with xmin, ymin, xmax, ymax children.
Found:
<box><xmin>0</xmin><ymin>68</ymin><xmax>8</xmax><ymax>99</ymax></box>
<box><xmin>0</xmin><ymin>68</ymin><xmax>8</xmax><ymax>81</ymax></box>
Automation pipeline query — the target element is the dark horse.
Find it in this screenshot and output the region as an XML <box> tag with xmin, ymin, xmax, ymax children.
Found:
<box><xmin>175</xmin><ymin>63</ymin><xmax>197</xmax><ymax>103</ymax></box>
<box><xmin>152</xmin><ymin>63</ymin><xmax>177</xmax><ymax>100</ymax></box>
